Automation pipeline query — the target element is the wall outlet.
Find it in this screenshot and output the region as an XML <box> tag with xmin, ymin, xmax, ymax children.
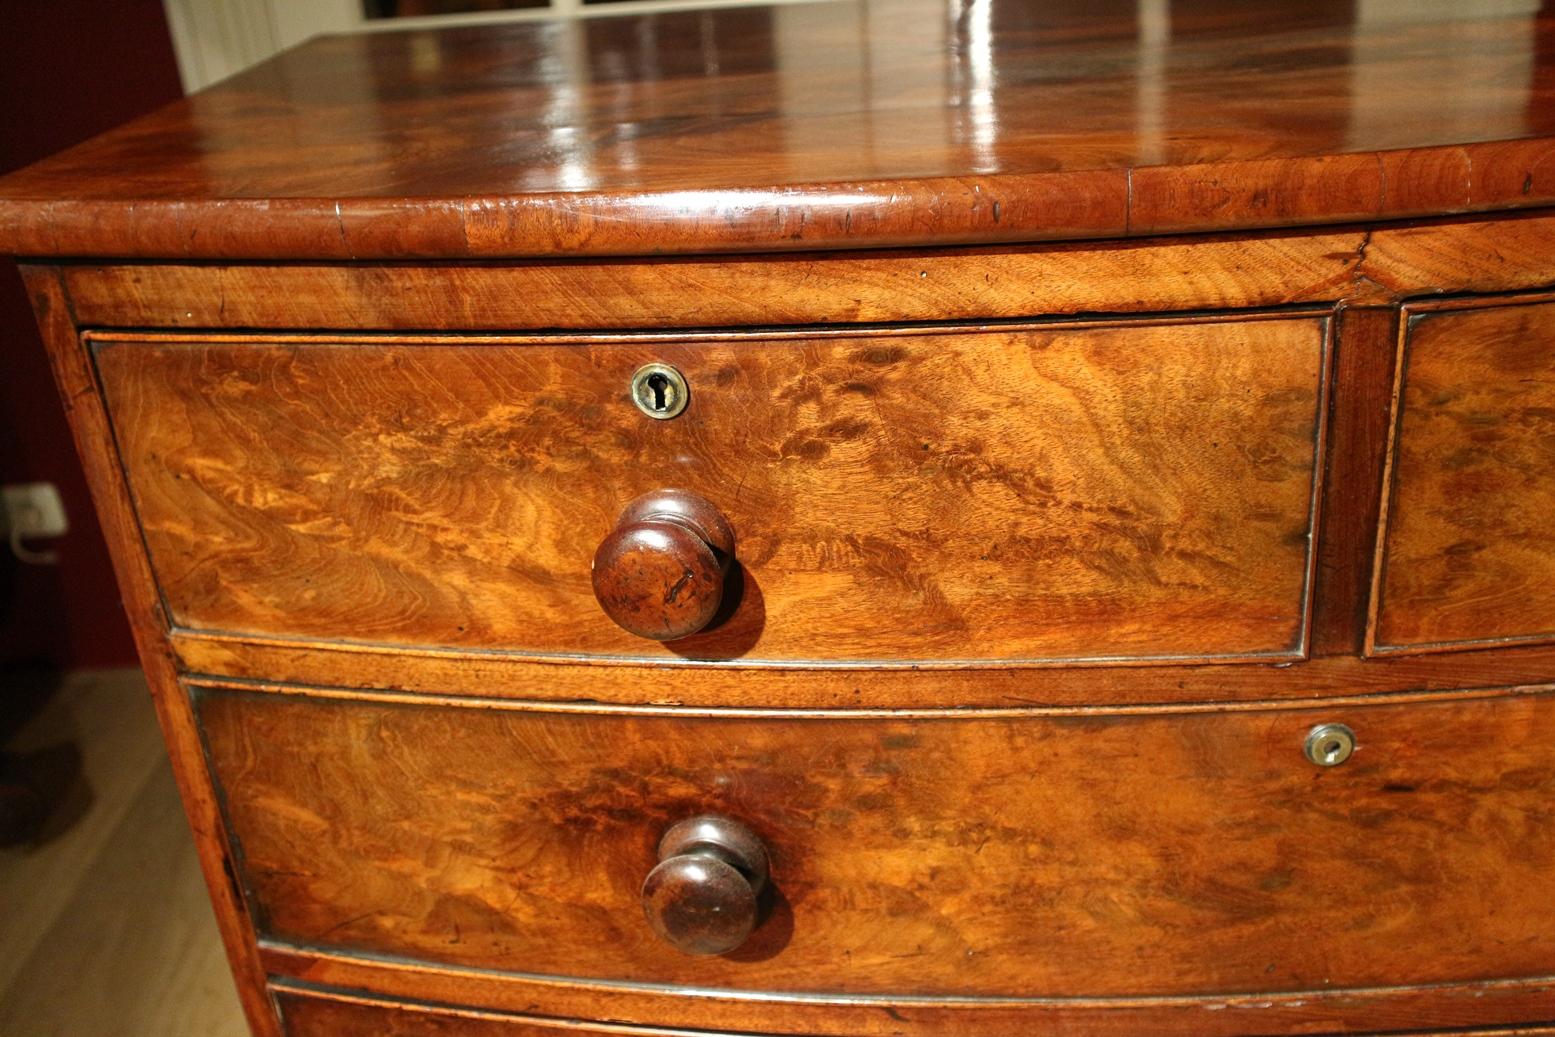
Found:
<box><xmin>1</xmin><ymin>482</ymin><xmax>68</xmax><ymax>541</ymax></box>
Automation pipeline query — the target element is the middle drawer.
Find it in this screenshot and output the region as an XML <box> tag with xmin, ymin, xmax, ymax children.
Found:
<box><xmin>96</xmin><ymin>312</ymin><xmax>1329</xmax><ymax>666</ymax></box>
<box><xmin>199</xmin><ymin>682</ymin><xmax>1555</xmax><ymax>1000</ymax></box>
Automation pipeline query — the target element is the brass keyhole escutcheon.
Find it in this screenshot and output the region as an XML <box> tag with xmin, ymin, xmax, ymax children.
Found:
<box><xmin>1304</xmin><ymin>723</ymin><xmax>1356</xmax><ymax>767</ymax></box>
<box><xmin>631</xmin><ymin>362</ymin><xmax>689</xmax><ymax>419</ymax></box>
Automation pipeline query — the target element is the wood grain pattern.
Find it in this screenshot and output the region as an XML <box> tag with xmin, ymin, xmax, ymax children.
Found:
<box><xmin>274</xmin><ymin>987</ymin><xmax>741</xmax><ymax>1036</ymax></box>
<box><xmin>200</xmin><ymin>683</ymin><xmax>1555</xmax><ymax>1000</ymax></box>
<box><xmin>273</xmin><ymin>984</ymin><xmax>1555</xmax><ymax>1037</ymax></box>
<box><xmin>96</xmin><ymin>316</ymin><xmax>1329</xmax><ymax>666</ymax></box>
<box><xmin>1371</xmin><ymin>295</ymin><xmax>1555</xmax><ymax>653</ymax></box>
<box><xmin>16</xmin><ymin>268</ymin><xmax>283</xmax><ymax>1036</ymax></box>
<box><xmin>59</xmin><ymin>236</ymin><xmax>1372</xmax><ymax>331</ymax></box>
<box><xmin>1309</xmin><ymin>306</ymin><xmax>1400</xmax><ymax>657</ymax></box>
<box><xmin>3</xmin><ymin>1</ymin><xmax>1555</xmax><ymax>258</ymax></box>
<box><xmin>167</xmin><ymin>629</ymin><xmax>1555</xmax><ymax>709</ymax></box>
<box><xmin>45</xmin><ymin>211</ymin><xmax>1555</xmax><ymax>334</ymax></box>
<box><xmin>265</xmin><ymin>949</ymin><xmax>1555</xmax><ymax>1037</ymax></box>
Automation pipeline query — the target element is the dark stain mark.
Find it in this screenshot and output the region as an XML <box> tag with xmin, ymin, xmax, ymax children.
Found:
<box><xmin>856</xmin><ymin>345</ymin><xmax>908</xmax><ymax>366</ymax></box>
<box><xmin>853</xmin><ymin>791</ymin><xmax>898</xmax><ymax>812</ymax></box>
<box><xmin>1259</xmin><ymin>871</ymin><xmax>1294</xmax><ymax>892</ymax></box>
<box><xmin>779</xmin><ymin>434</ymin><xmax>831</xmax><ymax>461</ymax></box>
<box><xmin>824</xmin><ymin>418</ymin><xmax>872</xmax><ymax>440</ymax></box>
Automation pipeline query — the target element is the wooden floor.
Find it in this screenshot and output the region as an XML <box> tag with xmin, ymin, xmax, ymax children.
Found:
<box><xmin>0</xmin><ymin>668</ymin><xmax>246</xmax><ymax>1036</ymax></box>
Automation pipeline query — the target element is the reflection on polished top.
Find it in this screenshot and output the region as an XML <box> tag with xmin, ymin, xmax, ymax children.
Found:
<box><xmin>2</xmin><ymin>0</ymin><xmax>1554</xmax><ymax>257</ymax></box>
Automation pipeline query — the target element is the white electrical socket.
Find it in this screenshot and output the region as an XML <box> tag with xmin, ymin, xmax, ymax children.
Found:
<box><xmin>2</xmin><ymin>482</ymin><xmax>68</xmax><ymax>541</ymax></box>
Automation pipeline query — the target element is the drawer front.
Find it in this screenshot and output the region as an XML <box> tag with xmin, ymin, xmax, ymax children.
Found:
<box><xmin>1372</xmin><ymin>296</ymin><xmax>1555</xmax><ymax>653</ymax></box>
<box><xmin>274</xmin><ymin>987</ymin><xmax>706</xmax><ymax>1036</ymax></box>
<box><xmin>97</xmin><ymin>315</ymin><xmax>1328</xmax><ymax>665</ymax></box>
<box><xmin>201</xmin><ymin>684</ymin><xmax>1555</xmax><ymax>999</ymax></box>
<box><xmin>273</xmin><ymin>989</ymin><xmax>1555</xmax><ymax>1037</ymax></box>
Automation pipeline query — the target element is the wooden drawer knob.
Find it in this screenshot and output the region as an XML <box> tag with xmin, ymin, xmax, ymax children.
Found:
<box><xmin>642</xmin><ymin>815</ymin><xmax>769</xmax><ymax>956</ymax></box>
<box><xmin>591</xmin><ymin>490</ymin><xmax>734</xmax><ymax>641</ymax></box>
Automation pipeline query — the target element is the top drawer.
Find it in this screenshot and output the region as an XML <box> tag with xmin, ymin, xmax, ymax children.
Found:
<box><xmin>94</xmin><ymin>314</ymin><xmax>1329</xmax><ymax>666</ymax></box>
<box><xmin>1371</xmin><ymin>295</ymin><xmax>1555</xmax><ymax>654</ymax></box>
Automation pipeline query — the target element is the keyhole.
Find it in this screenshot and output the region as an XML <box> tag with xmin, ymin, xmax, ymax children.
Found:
<box><xmin>1304</xmin><ymin>723</ymin><xmax>1354</xmax><ymax>767</ymax></box>
<box><xmin>648</xmin><ymin>372</ymin><xmax>670</xmax><ymax>411</ymax></box>
<box><xmin>630</xmin><ymin>363</ymin><xmax>689</xmax><ymax>420</ymax></box>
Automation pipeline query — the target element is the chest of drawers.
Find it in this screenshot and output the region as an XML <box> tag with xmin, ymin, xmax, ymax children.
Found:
<box><xmin>5</xmin><ymin>1</ymin><xmax>1555</xmax><ymax>1034</ymax></box>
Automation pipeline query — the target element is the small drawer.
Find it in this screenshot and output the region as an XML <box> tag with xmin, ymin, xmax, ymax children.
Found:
<box><xmin>201</xmin><ymin>682</ymin><xmax>1555</xmax><ymax>1000</ymax></box>
<box><xmin>1371</xmin><ymin>295</ymin><xmax>1555</xmax><ymax>653</ymax></box>
<box><xmin>96</xmin><ymin>313</ymin><xmax>1329</xmax><ymax>666</ymax></box>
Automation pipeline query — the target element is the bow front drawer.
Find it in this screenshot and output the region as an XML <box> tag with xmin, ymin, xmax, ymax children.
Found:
<box><xmin>274</xmin><ymin>987</ymin><xmax>707</xmax><ymax>1037</ymax></box>
<box><xmin>95</xmin><ymin>312</ymin><xmax>1329</xmax><ymax>665</ymax></box>
<box><xmin>1371</xmin><ymin>295</ymin><xmax>1555</xmax><ymax>655</ymax></box>
<box><xmin>199</xmin><ymin>683</ymin><xmax>1555</xmax><ymax>1000</ymax></box>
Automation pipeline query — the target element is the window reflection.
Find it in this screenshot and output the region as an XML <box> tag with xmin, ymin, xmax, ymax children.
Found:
<box><xmin>364</xmin><ymin>0</ymin><xmax>544</xmax><ymax>17</ymax></box>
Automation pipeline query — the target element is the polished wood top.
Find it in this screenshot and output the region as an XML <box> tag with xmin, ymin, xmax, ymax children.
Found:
<box><xmin>3</xmin><ymin>0</ymin><xmax>1555</xmax><ymax>258</ymax></box>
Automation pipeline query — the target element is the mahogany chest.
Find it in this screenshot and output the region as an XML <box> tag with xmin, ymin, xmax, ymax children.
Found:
<box><xmin>4</xmin><ymin>1</ymin><xmax>1555</xmax><ymax>1033</ymax></box>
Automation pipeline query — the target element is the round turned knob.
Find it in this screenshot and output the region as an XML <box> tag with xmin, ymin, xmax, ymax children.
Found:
<box><xmin>591</xmin><ymin>490</ymin><xmax>735</xmax><ymax>641</ymax></box>
<box><xmin>642</xmin><ymin>815</ymin><xmax>769</xmax><ymax>956</ymax></box>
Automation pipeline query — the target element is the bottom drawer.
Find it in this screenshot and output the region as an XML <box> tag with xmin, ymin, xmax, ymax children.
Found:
<box><xmin>272</xmin><ymin>985</ymin><xmax>1555</xmax><ymax>1037</ymax></box>
<box><xmin>274</xmin><ymin>986</ymin><xmax>716</xmax><ymax>1036</ymax></box>
<box><xmin>202</xmin><ymin>684</ymin><xmax>1555</xmax><ymax>1002</ymax></box>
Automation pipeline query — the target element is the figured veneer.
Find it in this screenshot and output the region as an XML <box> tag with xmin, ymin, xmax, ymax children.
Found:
<box><xmin>271</xmin><ymin>983</ymin><xmax>1555</xmax><ymax>1037</ymax></box>
<box><xmin>95</xmin><ymin>315</ymin><xmax>1329</xmax><ymax>666</ymax></box>
<box><xmin>274</xmin><ymin>986</ymin><xmax>743</xmax><ymax>1036</ymax></box>
<box><xmin>163</xmin><ymin>629</ymin><xmax>1555</xmax><ymax>709</ymax></box>
<box><xmin>200</xmin><ymin>682</ymin><xmax>1555</xmax><ymax>1001</ymax></box>
<box><xmin>44</xmin><ymin>212</ymin><xmax>1555</xmax><ymax>334</ymax></box>
<box><xmin>1371</xmin><ymin>294</ymin><xmax>1555</xmax><ymax>654</ymax></box>
<box><xmin>262</xmin><ymin>951</ymin><xmax>1555</xmax><ymax>1037</ymax></box>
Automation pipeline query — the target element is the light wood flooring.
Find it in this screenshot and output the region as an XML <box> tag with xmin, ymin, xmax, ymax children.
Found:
<box><xmin>0</xmin><ymin>668</ymin><xmax>246</xmax><ymax>1036</ymax></box>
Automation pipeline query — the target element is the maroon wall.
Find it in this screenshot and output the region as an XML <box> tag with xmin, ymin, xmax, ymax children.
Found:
<box><xmin>0</xmin><ymin>1</ymin><xmax>184</xmax><ymax>667</ymax></box>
